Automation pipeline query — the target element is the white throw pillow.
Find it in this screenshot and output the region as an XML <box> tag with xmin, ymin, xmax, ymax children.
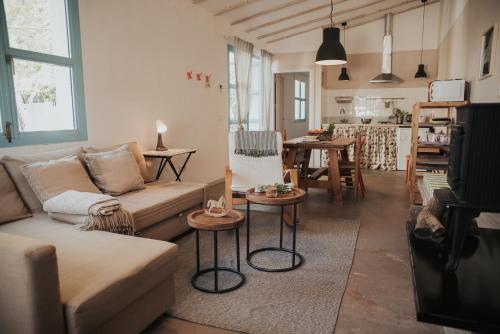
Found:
<box><xmin>20</xmin><ymin>155</ymin><xmax>101</xmax><ymax>205</ymax></box>
<box><xmin>83</xmin><ymin>146</ymin><xmax>145</xmax><ymax>195</ymax></box>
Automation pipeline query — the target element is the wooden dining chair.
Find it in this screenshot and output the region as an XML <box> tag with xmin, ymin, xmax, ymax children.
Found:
<box><xmin>339</xmin><ymin>134</ymin><xmax>366</xmax><ymax>200</ymax></box>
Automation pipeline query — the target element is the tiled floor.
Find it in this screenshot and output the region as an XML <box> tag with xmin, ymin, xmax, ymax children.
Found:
<box><xmin>148</xmin><ymin>170</ymin><xmax>443</xmax><ymax>334</ymax></box>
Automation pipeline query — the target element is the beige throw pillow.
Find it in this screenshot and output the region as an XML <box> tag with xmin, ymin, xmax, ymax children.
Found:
<box><xmin>84</xmin><ymin>146</ymin><xmax>144</xmax><ymax>195</ymax></box>
<box><xmin>20</xmin><ymin>155</ymin><xmax>101</xmax><ymax>205</ymax></box>
<box><xmin>0</xmin><ymin>163</ymin><xmax>32</xmax><ymax>224</ymax></box>
<box><xmin>1</xmin><ymin>146</ymin><xmax>84</xmax><ymax>211</ymax></box>
<box><xmin>83</xmin><ymin>142</ymin><xmax>153</xmax><ymax>183</ymax></box>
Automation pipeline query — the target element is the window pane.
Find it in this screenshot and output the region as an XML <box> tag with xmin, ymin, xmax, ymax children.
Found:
<box><xmin>295</xmin><ymin>99</ymin><xmax>300</xmax><ymax>120</ymax></box>
<box><xmin>301</xmin><ymin>82</ymin><xmax>306</xmax><ymax>99</ymax></box>
<box><xmin>294</xmin><ymin>80</ymin><xmax>300</xmax><ymax>98</ymax></box>
<box><xmin>12</xmin><ymin>59</ymin><xmax>75</xmax><ymax>132</ymax></box>
<box><xmin>4</xmin><ymin>0</ymin><xmax>70</xmax><ymax>57</ymax></box>
<box><xmin>301</xmin><ymin>101</ymin><xmax>306</xmax><ymax>119</ymax></box>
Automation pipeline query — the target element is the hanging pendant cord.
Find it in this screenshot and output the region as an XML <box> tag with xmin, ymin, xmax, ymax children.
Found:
<box><xmin>330</xmin><ymin>0</ymin><xmax>333</xmax><ymax>27</ymax></box>
<box><xmin>420</xmin><ymin>1</ymin><xmax>426</xmax><ymax>63</ymax></box>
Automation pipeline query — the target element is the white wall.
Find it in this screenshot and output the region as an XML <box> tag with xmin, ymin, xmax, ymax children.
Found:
<box><xmin>438</xmin><ymin>0</ymin><xmax>500</xmax><ymax>102</ymax></box>
<box><xmin>0</xmin><ymin>0</ymin><xmax>233</xmax><ymax>183</ymax></box>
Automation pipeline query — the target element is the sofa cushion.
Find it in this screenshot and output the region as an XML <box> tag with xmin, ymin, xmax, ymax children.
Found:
<box><xmin>83</xmin><ymin>146</ymin><xmax>144</xmax><ymax>195</ymax></box>
<box><xmin>84</xmin><ymin>142</ymin><xmax>153</xmax><ymax>183</ymax></box>
<box><xmin>0</xmin><ymin>214</ymin><xmax>177</xmax><ymax>334</ymax></box>
<box><xmin>117</xmin><ymin>181</ymin><xmax>206</xmax><ymax>231</ymax></box>
<box><xmin>1</xmin><ymin>147</ymin><xmax>83</xmax><ymax>212</ymax></box>
<box><xmin>0</xmin><ymin>164</ymin><xmax>31</xmax><ymax>224</ymax></box>
<box><xmin>20</xmin><ymin>156</ymin><xmax>101</xmax><ymax>204</ymax></box>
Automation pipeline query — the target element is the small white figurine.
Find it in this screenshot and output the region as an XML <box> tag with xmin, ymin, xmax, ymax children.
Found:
<box><xmin>205</xmin><ymin>196</ymin><xmax>227</xmax><ymax>217</ymax></box>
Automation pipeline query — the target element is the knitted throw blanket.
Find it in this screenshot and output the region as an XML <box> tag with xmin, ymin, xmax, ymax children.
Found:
<box><xmin>235</xmin><ymin>131</ymin><xmax>278</xmax><ymax>157</ymax></box>
<box><xmin>43</xmin><ymin>190</ymin><xmax>135</xmax><ymax>236</ymax></box>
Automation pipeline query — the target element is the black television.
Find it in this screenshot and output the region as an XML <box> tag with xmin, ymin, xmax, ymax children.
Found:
<box><xmin>447</xmin><ymin>103</ymin><xmax>500</xmax><ymax>208</ymax></box>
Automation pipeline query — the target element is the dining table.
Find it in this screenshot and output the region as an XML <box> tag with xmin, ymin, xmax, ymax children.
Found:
<box><xmin>283</xmin><ymin>137</ymin><xmax>356</xmax><ymax>203</ymax></box>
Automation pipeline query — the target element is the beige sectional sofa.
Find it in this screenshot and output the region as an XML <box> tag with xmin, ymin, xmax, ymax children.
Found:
<box><xmin>0</xmin><ymin>144</ymin><xmax>208</xmax><ymax>334</ymax></box>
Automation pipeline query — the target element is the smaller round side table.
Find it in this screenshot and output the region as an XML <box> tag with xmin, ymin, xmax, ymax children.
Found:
<box><xmin>187</xmin><ymin>209</ymin><xmax>245</xmax><ymax>293</ymax></box>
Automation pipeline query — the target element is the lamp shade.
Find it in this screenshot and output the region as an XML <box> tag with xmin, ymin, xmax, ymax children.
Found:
<box><xmin>414</xmin><ymin>64</ymin><xmax>427</xmax><ymax>78</ymax></box>
<box><xmin>315</xmin><ymin>27</ymin><xmax>347</xmax><ymax>66</ymax></box>
<box><xmin>156</xmin><ymin>120</ymin><xmax>167</xmax><ymax>133</ymax></box>
<box><xmin>338</xmin><ymin>67</ymin><xmax>350</xmax><ymax>81</ymax></box>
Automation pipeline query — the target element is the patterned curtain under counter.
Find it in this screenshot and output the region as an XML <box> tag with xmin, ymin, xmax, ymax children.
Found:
<box><xmin>321</xmin><ymin>125</ymin><xmax>398</xmax><ymax>171</ymax></box>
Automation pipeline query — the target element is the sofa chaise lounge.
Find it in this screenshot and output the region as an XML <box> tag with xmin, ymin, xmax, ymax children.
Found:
<box><xmin>0</xmin><ymin>143</ymin><xmax>208</xmax><ymax>334</ymax></box>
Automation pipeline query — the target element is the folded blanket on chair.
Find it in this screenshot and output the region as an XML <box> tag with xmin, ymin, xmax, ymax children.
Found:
<box><xmin>43</xmin><ymin>190</ymin><xmax>135</xmax><ymax>235</ymax></box>
<box><xmin>235</xmin><ymin>131</ymin><xmax>278</xmax><ymax>157</ymax></box>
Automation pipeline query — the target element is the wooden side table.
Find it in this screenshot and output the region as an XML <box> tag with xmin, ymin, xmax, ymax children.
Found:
<box><xmin>187</xmin><ymin>209</ymin><xmax>245</xmax><ymax>294</ymax></box>
<box><xmin>245</xmin><ymin>188</ymin><xmax>306</xmax><ymax>272</ymax></box>
<box><xmin>143</xmin><ymin>148</ymin><xmax>197</xmax><ymax>181</ymax></box>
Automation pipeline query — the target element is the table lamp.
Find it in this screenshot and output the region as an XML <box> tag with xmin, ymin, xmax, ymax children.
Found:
<box><xmin>155</xmin><ymin>120</ymin><xmax>168</xmax><ymax>151</ymax></box>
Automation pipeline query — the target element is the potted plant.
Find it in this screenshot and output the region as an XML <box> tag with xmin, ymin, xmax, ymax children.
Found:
<box><xmin>318</xmin><ymin>123</ymin><xmax>335</xmax><ymax>141</ymax></box>
<box><xmin>389</xmin><ymin>108</ymin><xmax>408</xmax><ymax>124</ymax></box>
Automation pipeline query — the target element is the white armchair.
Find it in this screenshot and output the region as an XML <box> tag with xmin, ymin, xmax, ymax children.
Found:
<box><xmin>225</xmin><ymin>131</ymin><xmax>299</xmax><ymax>225</ymax></box>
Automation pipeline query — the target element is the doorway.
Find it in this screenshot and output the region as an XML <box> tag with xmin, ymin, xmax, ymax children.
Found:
<box><xmin>275</xmin><ymin>72</ymin><xmax>310</xmax><ymax>140</ymax></box>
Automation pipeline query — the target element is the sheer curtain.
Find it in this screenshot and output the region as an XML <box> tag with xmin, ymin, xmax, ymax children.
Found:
<box><xmin>260</xmin><ymin>50</ymin><xmax>273</xmax><ymax>130</ymax></box>
<box><xmin>233</xmin><ymin>37</ymin><xmax>254</xmax><ymax>130</ymax></box>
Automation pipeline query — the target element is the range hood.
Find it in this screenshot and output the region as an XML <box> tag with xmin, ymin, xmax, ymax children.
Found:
<box><xmin>370</xmin><ymin>14</ymin><xmax>402</xmax><ymax>84</ymax></box>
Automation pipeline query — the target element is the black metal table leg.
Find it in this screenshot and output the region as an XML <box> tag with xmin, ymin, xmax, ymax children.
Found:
<box><xmin>246</xmin><ymin>201</ymin><xmax>252</xmax><ymax>263</ymax></box>
<box><xmin>246</xmin><ymin>201</ymin><xmax>304</xmax><ymax>272</ymax></box>
<box><xmin>176</xmin><ymin>152</ymin><xmax>193</xmax><ymax>181</ymax></box>
<box><xmin>292</xmin><ymin>203</ymin><xmax>297</xmax><ymax>266</ymax></box>
<box><xmin>191</xmin><ymin>227</ymin><xmax>246</xmax><ymax>294</ymax></box>
<box><xmin>214</xmin><ymin>231</ymin><xmax>218</xmax><ymax>291</ymax></box>
<box><xmin>236</xmin><ymin>227</ymin><xmax>240</xmax><ymax>271</ymax></box>
<box><xmin>155</xmin><ymin>157</ymin><xmax>169</xmax><ymax>180</ymax></box>
<box><xmin>196</xmin><ymin>229</ymin><xmax>200</xmax><ymax>273</ymax></box>
<box><xmin>167</xmin><ymin>158</ymin><xmax>181</xmax><ymax>181</ymax></box>
<box><xmin>280</xmin><ymin>205</ymin><xmax>284</xmax><ymax>248</ymax></box>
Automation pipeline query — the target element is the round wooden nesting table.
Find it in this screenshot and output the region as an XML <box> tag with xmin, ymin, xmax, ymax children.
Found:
<box><xmin>245</xmin><ymin>188</ymin><xmax>306</xmax><ymax>272</ymax></box>
<box><xmin>187</xmin><ymin>210</ymin><xmax>245</xmax><ymax>293</ymax></box>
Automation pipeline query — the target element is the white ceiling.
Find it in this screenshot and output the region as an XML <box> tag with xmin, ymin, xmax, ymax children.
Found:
<box><xmin>193</xmin><ymin>0</ymin><xmax>439</xmax><ymax>53</ymax></box>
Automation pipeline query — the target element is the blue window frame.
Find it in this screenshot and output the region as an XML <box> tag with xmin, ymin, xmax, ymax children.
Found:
<box><xmin>0</xmin><ymin>0</ymin><xmax>87</xmax><ymax>147</ymax></box>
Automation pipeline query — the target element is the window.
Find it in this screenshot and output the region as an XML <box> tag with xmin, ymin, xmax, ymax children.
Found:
<box><xmin>0</xmin><ymin>0</ymin><xmax>86</xmax><ymax>147</ymax></box>
<box><xmin>228</xmin><ymin>45</ymin><xmax>261</xmax><ymax>131</ymax></box>
<box><xmin>294</xmin><ymin>79</ymin><xmax>306</xmax><ymax>121</ymax></box>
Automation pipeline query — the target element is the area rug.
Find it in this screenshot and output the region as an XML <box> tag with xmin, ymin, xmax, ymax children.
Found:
<box><xmin>170</xmin><ymin>210</ymin><xmax>360</xmax><ymax>334</ymax></box>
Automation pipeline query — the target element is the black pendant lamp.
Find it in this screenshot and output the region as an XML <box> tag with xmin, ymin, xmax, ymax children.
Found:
<box><xmin>415</xmin><ymin>0</ymin><xmax>428</xmax><ymax>78</ymax></box>
<box><xmin>315</xmin><ymin>0</ymin><xmax>347</xmax><ymax>66</ymax></box>
<box><xmin>338</xmin><ymin>22</ymin><xmax>350</xmax><ymax>80</ymax></box>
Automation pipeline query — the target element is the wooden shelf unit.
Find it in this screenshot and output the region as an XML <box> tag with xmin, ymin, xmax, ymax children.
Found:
<box><xmin>408</xmin><ymin>101</ymin><xmax>468</xmax><ymax>204</ymax></box>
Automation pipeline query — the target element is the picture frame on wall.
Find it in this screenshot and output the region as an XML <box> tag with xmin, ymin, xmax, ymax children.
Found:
<box><xmin>479</xmin><ymin>24</ymin><xmax>498</xmax><ymax>80</ymax></box>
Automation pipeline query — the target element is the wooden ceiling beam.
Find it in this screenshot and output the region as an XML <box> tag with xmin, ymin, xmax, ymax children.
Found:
<box><xmin>214</xmin><ymin>0</ymin><xmax>264</xmax><ymax>16</ymax></box>
<box><xmin>245</xmin><ymin>0</ymin><xmax>349</xmax><ymax>33</ymax></box>
<box><xmin>266</xmin><ymin>0</ymin><xmax>438</xmax><ymax>44</ymax></box>
<box><xmin>257</xmin><ymin>0</ymin><xmax>389</xmax><ymax>40</ymax></box>
<box><xmin>231</xmin><ymin>0</ymin><xmax>310</xmax><ymax>26</ymax></box>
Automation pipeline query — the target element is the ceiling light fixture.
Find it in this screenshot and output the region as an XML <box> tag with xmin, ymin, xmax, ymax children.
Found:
<box><xmin>338</xmin><ymin>22</ymin><xmax>350</xmax><ymax>80</ymax></box>
<box><xmin>415</xmin><ymin>0</ymin><xmax>428</xmax><ymax>78</ymax></box>
<box><xmin>315</xmin><ymin>0</ymin><xmax>347</xmax><ymax>66</ymax></box>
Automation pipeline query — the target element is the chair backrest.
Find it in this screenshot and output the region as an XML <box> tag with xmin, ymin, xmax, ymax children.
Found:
<box><xmin>355</xmin><ymin>134</ymin><xmax>366</xmax><ymax>167</ymax></box>
<box><xmin>229</xmin><ymin>131</ymin><xmax>284</xmax><ymax>192</ymax></box>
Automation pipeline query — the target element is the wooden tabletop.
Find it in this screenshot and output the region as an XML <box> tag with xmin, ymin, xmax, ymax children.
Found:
<box><xmin>283</xmin><ymin>137</ymin><xmax>355</xmax><ymax>149</ymax></box>
<box><xmin>143</xmin><ymin>148</ymin><xmax>197</xmax><ymax>158</ymax></box>
<box><xmin>187</xmin><ymin>209</ymin><xmax>244</xmax><ymax>231</ymax></box>
<box><xmin>246</xmin><ymin>188</ymin><xmax>306</xmax><ymax>206</ymax></box>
